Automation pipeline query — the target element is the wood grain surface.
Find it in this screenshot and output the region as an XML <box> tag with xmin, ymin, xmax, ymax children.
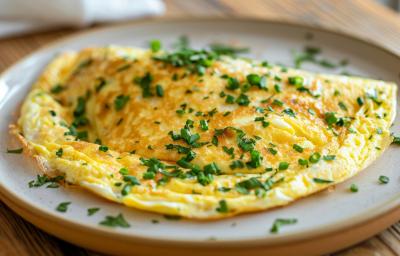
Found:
<box><xmin>0</xmin><ymin>0</ymin><xmax>399</xmax><ymax>255</ymax></box>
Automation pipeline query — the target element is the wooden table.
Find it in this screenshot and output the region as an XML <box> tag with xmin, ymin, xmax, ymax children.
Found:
<box><xmin>0</xmin><ymin>0</ymin><xmax>399</xmax><ymax>255</ymax></box>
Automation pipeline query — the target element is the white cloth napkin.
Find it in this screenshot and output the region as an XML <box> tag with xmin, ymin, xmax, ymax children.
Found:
<box><xmin>0</xmin><ymin>0</ymin><xmax>165</xmax><ymax>38</ymax></box>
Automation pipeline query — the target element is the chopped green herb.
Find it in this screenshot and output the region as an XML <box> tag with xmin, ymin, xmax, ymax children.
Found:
<box><xmin>116</xmin><ymin>64</ymin><xmax>131</xmax><ymax>72</ymax></box>
<box><xmin>298</xmin><ymin>158</ymin><xmax>308</xmax><ymax>166</ymax></box>
<box><xmin>150</xmin><ymin>39</ymin><xmax>162</xmax><ymax>52</ymax></box>
<box><xmin>272</xmin><ymin>99</ymin><xmax>284</xmax><ymax>107</ymax></box>
<box><xmin>222</xmin><ymin>146</ymin><xmax>235</xmax><ymax>159</ymax></box>
<box><xmin>199</xmin><ymin>120</ymin><xmax>208</xmax><ymax>131</ymax></box>
<box><xmin>392</xmin><ymin>135</ymin><xmax>400</xmax><ymax>145</ymax></box>
<box><xmin>356</xmin><ymin>97</ymin><xmax>364</xmax><ymax>106</ymax></box>
<box><xmin>270</xmin><ymin>218</ymin><xmax>297</xmax><ymax>233</ymax></box>
<box><xmin>226</xmin><ymin>77</ymin><xmax>240</xmax><ymax>90</ymax></box>
<box><xmin>225</xmin><ymin>94</ymin><xmax>235</xmax><ymax>104</ymax></box>
<box><xmin>324</xmin><ymin>112</ymin><xmax>338</xmax><ymax>126</ymax></box>
<box><xmin>99</xmin><ymin>145</ymin><xmax>109</xmax><ymax>152</ymax></box>
<box><xmin>288</xmin><ymin>76</ymin><xmax>303</xmax><ymax>86</ymax></box>
<box><xmin>99</xmin><ymin>213</ymin><xmax>130</xmax><ymax>228</ymax></box>
<box><xmin>87</xmin><ymin>207</ymin><xmax>100</xmax><ymax>216</ymax></box>
<box><xmin>322</xmin><ymin>155</ymin><xmax>336</xmax><ymax>161</ymax></box>
<box><xmin>56</xmin><ymin>148</ymin><xmax>63</xmax><ymax>157</ymax></box>
<box><xmin>216</xmin><ymin>199</ymin><xmax>229</xmax><ymax>213</ymax></box>
<box><xmin>350</xmin><ymin>184</ymin><xmax>358</xmax><ymax>193</ymax></box>
<box><xmin>50</xmin><ymin>84</ymin><xmax>65</xmax><ymax>94</ymax></box>
<box><xmin>309</xmin><ymin>152</ymin><xmax>321</xmax><ymax>163</ymax></box>
<box><xmin>283</xmin><ymin>108</ymin><xmax>296</xmax><ymax>117</ymax></box>
<box><xmin>6</xmin><ymin>148</ymin><xmax>23</xmax><ymax>154</ymax></box>
<box><xmin>114</xmin><ymin>94</ymin><xmax>130</xmax><ymax>111</ymax></box>
<box><xmin>379</xmin><ymin>175</ymin><xmax>389</xmax><ymax>184</ymax></box>
<box><xmin>163</xmin><ymin>214</ymin><xmax>182</xmax><ymax>220</ymax></box>
<box><xmin>209</xmin><ymin>43</ymin><xmax>249</xmax><ymax>57</ymax></box>
<box><xmin>236</xmin><ymin>93</ymin><xmax>250</xmax><ymax>106</ymax></box>
<box><xmin>49</xmin><ymin>110</ymin><xmax>56</xmax><ymax>116</ymax></box>
<box><xmin>56</xmin><ymin>202</ymin><xmax>71</xmax><ymax>213</ymax></box>
<box><xmin>156</xmin><ymin>84</ymin><xmax>164</xmax><ymax>97</ymax></box>
<box><xmin>274</xmin><ymin>84</ymin><xmax>281</xmax><ymax>93</ymax></box>
<box><xmin>278</xmin><ymin>162</ymin><xmax>289</xmax><ymax>171</ymax></box>
<box><xmin>313</xmin><ymin>177</ymin><xmax>333</xmax><ymax>184</ymax></box>
<box><xmin>28</xmin><ymin>175</ymin><xmax>64</xmax><ymax>188</ymax></box>
<box><xmin>134</xmin><ymin>73</ymin><xmax>153</xmax><ymax>97</ymax></box>
<box><xmin>293</xmin><ymin>144</ymin><xmax>303</xmax><ymax>153</ymax></box>
<box><xmin>338</xmin><ymin>101</ymin><xmax>348</xmax><ymax>111</ymax></box>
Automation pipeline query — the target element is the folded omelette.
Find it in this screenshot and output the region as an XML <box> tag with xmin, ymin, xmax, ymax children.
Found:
<box><xmin>12</xmin><ymin>46</ymin><xmax>396</xmax><ymax>219</ymax></box>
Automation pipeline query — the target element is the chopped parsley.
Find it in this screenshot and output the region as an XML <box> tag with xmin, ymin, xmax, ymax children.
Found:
<box><xmin>114</xmin><ymin>94</ymin><xmax>130</xmax><ymax>111</ymax></box>
<box><xmin>99</xmin><ymin>213</ymin><xmax>130</xmax><ymax>228</ymax></box>
<box><xmin>56</xmin><ymin>202</ymin><xmax>71</xmax><ymax>212</ymax></box>
<box><xmin>270</xmin><ymin>218</ymin><xmax>297</xmax><ymax>233</ymax></box>
<box><xmin>356</xmin><ymin>97</ymin><xmax>364</xmax><ymax>106</ymax></box>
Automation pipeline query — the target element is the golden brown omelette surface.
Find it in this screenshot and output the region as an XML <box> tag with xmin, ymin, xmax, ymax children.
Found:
<box><xmin>14</xmin><ymin>46</ymin><xmax>396</xmax><ymax>218</ymax></box>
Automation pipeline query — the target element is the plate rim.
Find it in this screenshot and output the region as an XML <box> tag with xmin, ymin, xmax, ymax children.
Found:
<box><xmin>0</xmin><ymin>16</ymin><xmax>399</xmax><ymax>248</ymax></box>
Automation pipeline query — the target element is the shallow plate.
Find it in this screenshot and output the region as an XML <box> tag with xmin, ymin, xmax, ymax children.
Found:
<box><xmin>0</xmin><ymin>18</ymin><xmax>399</xmax><ymax>256</ymax></box>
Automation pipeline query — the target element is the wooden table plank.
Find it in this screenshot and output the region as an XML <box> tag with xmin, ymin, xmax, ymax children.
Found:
<box><xmin>0</xmin><ymin>0</ymin><xmax>399</xmax><ymax>255</ymax></box>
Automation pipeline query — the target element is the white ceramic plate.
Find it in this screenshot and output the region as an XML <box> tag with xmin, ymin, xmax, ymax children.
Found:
<box><xmin>0</xmin><ymin>18</ymin><xmax>399</xmax><ymax>256</ymax></box>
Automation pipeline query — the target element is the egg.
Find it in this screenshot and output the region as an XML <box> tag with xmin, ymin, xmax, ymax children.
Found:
<box><xmin>12</xmin><ymin>46</ymin><xmax>397</xmax><ymax>219</ymax></box>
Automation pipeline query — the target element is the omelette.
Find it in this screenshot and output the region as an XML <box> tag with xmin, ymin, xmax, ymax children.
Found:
<box><xmin>12</xmin><ymin>45</ymin><xmax>397</xmax><ymax>219</ymax></box>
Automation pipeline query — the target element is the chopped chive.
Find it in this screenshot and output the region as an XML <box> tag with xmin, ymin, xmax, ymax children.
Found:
<box><xmin>216</xmin><ymin>200</ymin><xmax>229</xmax><ymax>213</ymax></box>
<box><xmin>87</xmin><ymin>207</ymin><xmax>100</xmax><ymax>216</ymax></box>
<box><xmin>322</xmin><ymin>155</ymin><xmax>336</xmax><ymax>161</ymax></box>
<box><xmin>199</xmin><ymin>120</ymin><xmax>208</xmax><ymax>131</ymax></box>
<box><xmin>379</xmin><ymin>175</ymin><xmax>389</xmax><ymax>184</ymax></box>
<box><xmin>6</xmin><ymin>148</ymin><xmax>23</xmax><ymax>154</ymax></box>
<box><xmin>56</xmin><ymin>148</ymin><xmax>63</xmax><ymax>157</ymax></box>
<box><xmin>313</xmin><ymin>177</ymin><xmax>333</xmax><ymax>184</ymax></box>
<box><xmin>278</xmin><ymin>162</ymin><xmax>289</xmax><ymax>171</ymax></box>
<box><xmin>99</xmin><ymin>145</ymin><xmax>109</xmax><ymax>152</ymax></box>
<box><xmin>293</xmin><ymin>144</ymin><xmax>303</xmax><ymax>153</ymax></box>
<box><xmin>99</xmin><ymin>213</ymin><xmax>130</xmax><ymax>228</ymax></box>
<box><xmin>150</xmin><ymin>39</ymin><xmax>162</xmax><ymax>52</ymax></box>
<box><xmin>56</xmin><ymin>202</ymin><xmax>71</xmax><ymax>212</ymax></box>
<box><xmin>156</xmin><ymin>85</ymin><xmax>164</xmax><ymax>97</ymax></box>
<box><xmin>270</xmin><ymin>218</ymin><xmax>297</xmax><ymax>233</ymax></box>
<box><xmin>350</xmin><ymin>184</ymin><xmax>358</xmax><ymax>192</ymax></box>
